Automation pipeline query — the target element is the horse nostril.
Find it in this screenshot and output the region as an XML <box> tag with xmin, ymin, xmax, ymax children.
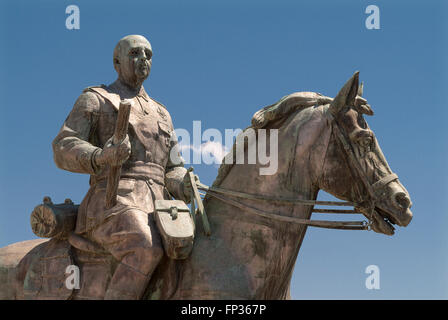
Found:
<box><xmin>394</xmin><ymin>192</ymin><xmax>410</xmax><ymax>209</ymax></box>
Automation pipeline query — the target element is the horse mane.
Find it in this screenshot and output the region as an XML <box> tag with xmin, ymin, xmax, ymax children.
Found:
<box><xmin>212</xmin><ymin>91</ymin><xmax>329</xmax><ymax>188</ymax></box>
<box><xmin>251</xmin><ymin>92</ymin><xmax>325</xmax><ymax>129</ymax></box>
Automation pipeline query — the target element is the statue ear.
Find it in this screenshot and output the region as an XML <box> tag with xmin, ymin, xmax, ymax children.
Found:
<box><xmin>358</xmin><ymin>81</ymin><xmax>364</xmax><ymax>97</ymax></box>
<box><xmin>355</xmin><ymin>81</ymin><xmax>374</xmax><ymax>116</ymax></box>
<box><xmin>329</xmin><ymin>71</ymin><xmax>359</xmax><ymax>116</ymax></box>
<box><xmin>357</xmin><ymin>104</ymin><xmax>374</xmax><ymax>116</ymax></box>
<box><xmin>114</xmin><ymin>58</ymin><xmax>120</xmax><ymax>65</ymax></box>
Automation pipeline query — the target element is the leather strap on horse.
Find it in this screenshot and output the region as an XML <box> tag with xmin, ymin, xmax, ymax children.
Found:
<box><xmin>188</xmin><ymin>168</ymin><xmax>211</xmax><ymax>236</ymax></box>
<box><xmin>198</xmin><ymin>183</ymin><xmax>369</xmax><ymax>230</ymax></box>
<box><xmin>328</xmin><ymin>112</ymin><xmax>399</xmax><ymax>223</ymax></box>
<box><xmin>372</xmin><ymin>173</ymin><xmax>398</xmax><ymax>194</ymax></box>
<box><xmin>199</xmin><ymin>183</ymin><xmax>356</xmax><ymax>207</ymax></box>
<box><xmin>191</xmin><ymin>107</ymin><xmax>402</xmax><ymax>232</ymax></box>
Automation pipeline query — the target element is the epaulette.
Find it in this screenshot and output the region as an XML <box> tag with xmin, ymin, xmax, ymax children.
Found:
<box><xmin>150</xmin><ymin>97</ymin><xmax>168</xmax><ymax>109</ymax></box>
<box><xmin>82</xmin><ymin>85</ymin><xmax>122</xmax><ymax>111</ymax></box>
<box><xmin>83</xmin><ymin>84</ymin><xmax>107</xmax><ymax>93</ymax></box>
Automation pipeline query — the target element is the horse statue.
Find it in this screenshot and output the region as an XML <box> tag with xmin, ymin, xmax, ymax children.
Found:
<box><xmin>0</xmin><ymin>72</ymin><xmax>413</xmax><ymax>299</ymax></box>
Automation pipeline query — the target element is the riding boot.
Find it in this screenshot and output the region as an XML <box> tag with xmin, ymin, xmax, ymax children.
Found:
<box><xmin>104</xmin><ymin>263</ymin><xmax>151</xmax><ymax>300</ymax></box>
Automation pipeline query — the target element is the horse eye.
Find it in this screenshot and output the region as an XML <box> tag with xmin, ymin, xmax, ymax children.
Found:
<box><xmin>359</xmin><ymin>135</ymin><xmax>373</xmax><ymax>147</ymax></box>
<box><xmin>358</xmin><ymin>114</ymin><xmax>367</xmax><ymax>129</ymax></box>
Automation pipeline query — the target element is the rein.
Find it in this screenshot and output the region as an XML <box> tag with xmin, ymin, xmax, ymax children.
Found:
<box><xmin>196</xmin><ymin>108</ymin><xmax>398</xmax><ymax>232</ymax></box>
<box><xmin>198</xmin><ymin>183</ymin><xmax>368</xmax><ymax>230</ymax></box>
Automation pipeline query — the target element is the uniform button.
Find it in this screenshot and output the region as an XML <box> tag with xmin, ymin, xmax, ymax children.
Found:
<box><xmin>148</xmin><ymin>178</ymin><xmax>154</xmax><ymax>185</ymax></box>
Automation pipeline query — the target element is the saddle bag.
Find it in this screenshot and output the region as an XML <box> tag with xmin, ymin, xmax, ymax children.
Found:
<box><xmin>154</xmin><ymin>200</ymin><xmax>195</xmax><ymax>260</ymax></box>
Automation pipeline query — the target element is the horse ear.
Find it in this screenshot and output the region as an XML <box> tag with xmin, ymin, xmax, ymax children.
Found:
<box><xmin>358</xmin><ymin>81</ymin><xmax>364</xmax><ymax>97</ymax></box>
<box><xmin>329</xmin><ymin>71</ymin><xmax>359</xmax><ymax>115</ymax></box>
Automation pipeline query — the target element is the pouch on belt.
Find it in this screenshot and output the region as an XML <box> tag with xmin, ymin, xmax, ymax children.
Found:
<box><xmin>154</xmin><ymin>200</ymin><xmax>194</xmax><ymax>260</ymax></box>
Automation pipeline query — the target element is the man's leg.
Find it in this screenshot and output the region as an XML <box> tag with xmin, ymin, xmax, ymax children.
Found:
<box><xmin>91</xmin><ymin>209</ymin><xmax>164</xmax><ymax>300</ymax></box>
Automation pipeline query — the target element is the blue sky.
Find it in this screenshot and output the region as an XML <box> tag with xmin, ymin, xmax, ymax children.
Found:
<box><xmin>0</xmin><ymin>0</ymin><xmax>447</xmax><ymax>299</ymax></box>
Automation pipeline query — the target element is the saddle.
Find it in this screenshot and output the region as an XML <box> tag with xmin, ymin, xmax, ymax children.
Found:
<box><xmin>21</xmin><ymin>197</ymin><xmax>109</xmax><ymax>299</ymax></box>
<box><xmin>22</xmin><ymin>196</ymin><xmax>195</xmax><ymax>299</ymax></box>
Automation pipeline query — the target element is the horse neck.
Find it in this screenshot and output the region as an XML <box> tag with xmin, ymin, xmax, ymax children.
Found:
<box><xmin>216</xmin><ymin>105</ymin><xmax>331</xmax><ymax>218</ymax></box>
<box><xmin>199</xmin><ymin>106</ymin><xmax>332</xmax><ymax>299</ymax></box>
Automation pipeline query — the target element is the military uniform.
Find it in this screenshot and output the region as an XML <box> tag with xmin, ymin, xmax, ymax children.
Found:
<box><xmin>52</xmin><ymin>80</ymin><xmax>187</xmax><ymax>299</ymax></box>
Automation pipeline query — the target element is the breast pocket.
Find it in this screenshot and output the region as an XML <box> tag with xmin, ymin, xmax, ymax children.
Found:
<box><xmin>158</xmin><ymin>120</ymin><xmax>172</xmax><ymax>148</ymax></box>
<box><xmin>98</xmin><ymin>112</ymin><xmax>117</xmax><ymax>145</ymax></box>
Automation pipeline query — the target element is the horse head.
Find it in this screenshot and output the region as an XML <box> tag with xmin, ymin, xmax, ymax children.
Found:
<box><xmin>320</xmin><ymin>72</ymin><xmax>413</xmax><ymax>235</ymax></box>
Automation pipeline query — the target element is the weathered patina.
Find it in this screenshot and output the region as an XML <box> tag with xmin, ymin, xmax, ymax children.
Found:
<box><xmin>0</xmin><ymin>60</ymin><xmax>413</xmax><ymax>299</ymax></box>
<box><xmin>43</xmin><ymin>34</ymin><xmax>191</xmax><ymax>299</ymax></box>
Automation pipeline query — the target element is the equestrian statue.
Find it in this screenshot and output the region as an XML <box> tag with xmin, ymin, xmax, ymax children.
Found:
<box><xmin>0</xmin><ymin>34</ymin><xmax>413</xmax><ymax>300</ymax></box>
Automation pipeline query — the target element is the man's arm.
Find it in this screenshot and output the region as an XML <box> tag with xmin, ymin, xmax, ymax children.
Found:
<box><xmin>164</xmin><ymin>129</ymin><xmax>189</xmax><ymax>202</ymax></box>
<box><xmin>52</xmin><ymin>91</ymin><xmax>102</xmax><ymax>174</ymax></box>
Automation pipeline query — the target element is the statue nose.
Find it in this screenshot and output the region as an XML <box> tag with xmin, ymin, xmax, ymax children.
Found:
<box><xmin>393</xmin><ymin>192</ymin><xmax>411</xmax><ymax>210</ymax></box>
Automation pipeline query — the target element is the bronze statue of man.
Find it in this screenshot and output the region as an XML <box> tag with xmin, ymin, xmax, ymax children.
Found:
<box><xmin>52</xmin><ymin>35</ymin><xmax>191</xmax><ymax>299</ymax></box>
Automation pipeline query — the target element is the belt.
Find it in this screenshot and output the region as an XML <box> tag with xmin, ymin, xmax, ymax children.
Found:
<box><xmin>91</xmin><ymin>161</ymin><xmax>165</xmax><ymax>187</ymax></box>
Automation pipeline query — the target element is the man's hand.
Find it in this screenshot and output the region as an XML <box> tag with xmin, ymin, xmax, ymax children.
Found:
<box><xmin>182</xmin><ymin>171</ymin><xmax>200</xmax><ymax>200</ymax></box>
<box><xmin>94</xmin><ymin>135</ymin><xmax>131</xmax><ymax>167</ymax></box>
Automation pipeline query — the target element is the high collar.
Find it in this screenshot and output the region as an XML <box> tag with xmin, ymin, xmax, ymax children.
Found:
<box><xmin>109</xmin><ymin>79</ymin><xmax>149</xmax><ymax>101</ymax></box>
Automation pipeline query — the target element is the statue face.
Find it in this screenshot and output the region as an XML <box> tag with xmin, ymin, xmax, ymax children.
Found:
<box><xmin>114</xmin><ymin>35</ymin><xmax>152</xmax><ymax>88</ymax></box>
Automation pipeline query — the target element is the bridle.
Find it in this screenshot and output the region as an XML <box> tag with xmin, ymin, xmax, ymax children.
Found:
<box><xmin>195</xmin><ymin>106</ymin><xmax>399</xmax><ymax>232</ymax></box>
